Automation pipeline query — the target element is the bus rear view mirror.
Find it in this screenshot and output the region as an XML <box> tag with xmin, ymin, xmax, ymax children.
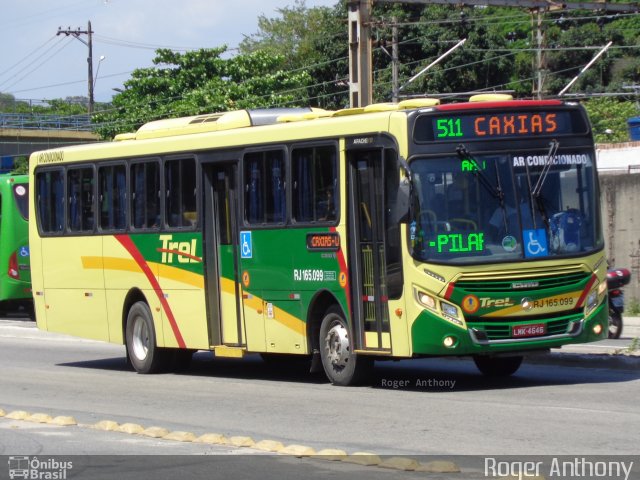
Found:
<box><xmin>390</xmin><ymin>177</ymin><xmax>410</xmax><ymax>224</ymax></box>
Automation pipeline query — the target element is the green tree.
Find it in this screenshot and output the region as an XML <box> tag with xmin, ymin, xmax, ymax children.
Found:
<box><xmin>93</xmin><ymin>47</ymin><xmax>312</xmax><ymax>139</ymax></box>
<box><xmin>10</xmin><ymin>156</ymin><xmax>29</xmax><ymax>175</ymax></box>
<box><xmin>583</xmin><ymin>97</ymin><xmax>639</xmax><ymax>143</ymax></box>
<box><xmin>240</xmin><ymin>0</ymin><xmax>349</xmax><ymax>109</ymax></box>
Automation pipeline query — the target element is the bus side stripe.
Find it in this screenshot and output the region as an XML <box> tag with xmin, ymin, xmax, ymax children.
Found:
<box><xmin>576</xmin><ymin>274</ymin><xmax>597</xmax><ymax>308</ymax></box>
<box><xmin>115</xmin><ymin>234</ymin><xmax>186</xmax><ymax>349</ymax></box>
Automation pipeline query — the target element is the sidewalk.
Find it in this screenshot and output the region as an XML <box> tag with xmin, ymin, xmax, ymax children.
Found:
<box><xmin>525</xmin><ymin>316</ymin><xmax>640</xmax><ymax>370</ymax></box>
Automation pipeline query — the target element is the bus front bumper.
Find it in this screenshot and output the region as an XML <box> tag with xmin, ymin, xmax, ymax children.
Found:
<box><xmin>410</xmin><ymin>302</ymin><xmax>608</xmax><ymax>356</ymax></box>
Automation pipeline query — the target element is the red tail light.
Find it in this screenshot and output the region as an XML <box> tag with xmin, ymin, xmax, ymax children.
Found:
<box><xmin>8</xmin><ymin>251</ymin><xmax>19</xmax><ymax>279</ymax></box>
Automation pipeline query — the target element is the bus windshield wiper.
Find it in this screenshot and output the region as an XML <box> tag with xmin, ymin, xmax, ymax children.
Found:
<box><xmin>531</xmin><ymin>140</ymin><xmax>559</xmax><ymax>199</ymax></box>
<box><xmin>456</xmin><ymin>145</ymin><xmax>503</xmax><ymax>200</ymax></box>
<box><xmin>456</xmin><ymin>144</ymin><xmax>508</xmax><ymax>233</ymax></box>
<box><xmin>527</xmin><ymin>139</ymin><xmax>559</xmax><ymax>229</ymax></box>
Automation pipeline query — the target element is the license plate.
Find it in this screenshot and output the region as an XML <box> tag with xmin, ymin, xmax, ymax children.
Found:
<box><xmin>512</xmin><ymin>323</ymin><xmax>546</xmax><ymax>338</ymax></box>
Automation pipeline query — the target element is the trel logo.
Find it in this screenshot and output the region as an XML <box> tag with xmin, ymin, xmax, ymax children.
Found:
<box><xmin>480</xmin><ymin>297</ymin><xmax>515</xmax><ymax>308</ymax></box>
<box><xmin>158</xmin><ymin>235</ymin><xmax>201</xmax><ymax>264</ymax></box>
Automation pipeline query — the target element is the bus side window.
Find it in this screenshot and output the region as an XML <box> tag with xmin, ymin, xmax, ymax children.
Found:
<box><xmin>292</xmin><ymin>145</ymin><xmax>337</xmax><ymax>223</ymax></box>
<box><xmin>165</xmin><ymin>158</ymin><xmax>197</xmax><ymax>228</ymax></box>
<box><xmin>98</xmin><ymin>164</ymin><xmax>126</xmax><ymax>231</ymax></box>
<box><xmin>36</xmin><ymin>169</ymin><xmax>65</xmax><ymax>233</ymax></box>
<box><xmin>244</xmin><ymin>150</ymin><xmax>286</xmax><ymax>225</ymax></box>
<box><xmin>68</xmin><ymin>167</ymin><xmax>95</xmax><ymax>233</ymax></box>
<box><xmin>131</xmin><ymin>161</ymin><xmax>160</xmax><ymax>229</ymax></box>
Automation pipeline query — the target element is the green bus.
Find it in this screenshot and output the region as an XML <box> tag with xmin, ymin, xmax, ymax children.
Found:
<box><xmin>0</xmin><ymin>174</ymin><xmax>32</xmax><ymax>316</ymax></box>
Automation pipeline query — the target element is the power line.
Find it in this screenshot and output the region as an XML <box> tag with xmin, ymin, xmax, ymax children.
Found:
<box><xmin>0</xmin><ymin>35</ymin><xmax>59</xmax><ymax>83</ymax></box>
<box><xmin>0</xmin><ymin>36</ymin><xmax>74</xmax><ymax>92</ymax></box>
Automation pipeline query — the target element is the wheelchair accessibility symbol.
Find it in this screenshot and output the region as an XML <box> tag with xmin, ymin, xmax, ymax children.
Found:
<box><xmin>240</xmin><ymin>231</ymin><xmax>252</xmax><ymax>259</ymax></box>
<box><xmin>523</xmin><ymin>229</ymin><xmax>548</xmax><ymax>258</ymax></box>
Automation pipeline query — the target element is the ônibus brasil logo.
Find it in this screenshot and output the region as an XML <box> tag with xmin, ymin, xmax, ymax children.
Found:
<box><xmin>8</xmin><ymin>456</ymin><xmax>73</xmax><ymax>480</ymax></box>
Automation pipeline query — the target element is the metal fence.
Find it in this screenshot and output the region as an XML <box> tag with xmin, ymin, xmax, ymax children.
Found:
<box><xmin>0</xmin><ymin>113</ymin><xmax>93</xmax><ymax>131</ymax></box>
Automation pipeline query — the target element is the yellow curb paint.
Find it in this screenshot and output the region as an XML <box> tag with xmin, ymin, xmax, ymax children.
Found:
<box><xmin>117</xmin><ymin>423</ymin><xmax>144</xmax><ymax>434</ymax></box>
<box><xmin>194</xmin><ymin>433</ymin><xmax>227</xmax><ymax>445</ymax></box>
<box><xmin>141</xmin><ymin>427</ymin><xmax>170</xmax><ymax>438</ymax></box>
<box><xmin>163</xmin><ymin>431</ymin><xmax>196</xmax><ymax>442</ymax></box>
<box><xmin>279</xmin><ymin>444</ymin><xmax>316</xmax><ymax>457</ymax></box>
<box><xmin>416</xmin><ymin>460</ymin><xmax>461</xmax><ymax>473</ymax></box>
<box><xmin>254</xmin><ymin>440</ymin><xmax>285</xmax><ymax>452</ymax></box>
<box><xmin>6</xmin><ymin>411</ymin><xmax>30</xmax><ymax>420</ymax></box>
<box><xmin>314</xmin><ymin>449</ymin><xmax>347</xmax><ymax>460</ymax></box>
<box><xmin>229</xmin><ymin>436</ymin><xmax>255</xmax><ymax>447</ymax></box>
<box><xmin>341</xmin><ymin>453</ymin><xmax>382</xmax><ymax>466</ymax></box>
<box><xmin>28</xmin><ymin>413</ymin><xmax>53</xmax><ymax>423</ymax></box>
<box><xmin>93</xmin><ymin>420</ymin><xmax>119</xmax><ymax>431</ymax></box>
<box><xmin>50</xmin><ymin>416</ymin><xmax>77</xmax><ymax>426</ymax></box>
<box><xmin>379</xmin><ymin>457</ymin><xmax>420</xmax><ymax>471</ymax></box>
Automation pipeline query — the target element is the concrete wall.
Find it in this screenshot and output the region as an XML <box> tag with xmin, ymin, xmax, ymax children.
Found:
<box><xmin>0</xmin><ymin>128</ymin><xmax>98</xmax><ymax>158</ymax></box>
<box><xmin>599</xmin><ymin>169</ymin><xmax>640</xmax><ymax>306</ymax></box>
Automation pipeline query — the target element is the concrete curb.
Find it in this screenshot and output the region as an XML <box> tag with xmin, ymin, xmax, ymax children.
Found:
<box><xmin>1</xmin><ymin>409</ymin><xmax>461</xmax><ymax>474</ymax></box>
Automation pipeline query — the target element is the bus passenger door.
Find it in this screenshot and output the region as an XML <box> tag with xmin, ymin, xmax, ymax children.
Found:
<box><xmin>347</xmin><ymin>148</ymin><xmax>402</xmax><ymax>352</ymax></box>
<box><xmin>203</xmin><ymin>163</ymin><xmax>245</xmax><ymax>347</ymax></box>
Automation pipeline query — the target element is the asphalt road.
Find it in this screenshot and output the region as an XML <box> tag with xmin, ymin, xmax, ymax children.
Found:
<box><xmin>1</xmin><ymin>318</ymin><xmax>639</xmax><ymax>460</ymax></box>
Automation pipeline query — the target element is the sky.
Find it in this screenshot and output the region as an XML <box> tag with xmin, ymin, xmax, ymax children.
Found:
<box><xmin>0</xmin><ymin>0</ymin><xmax>338</xmax><ymax>104</ymax></box>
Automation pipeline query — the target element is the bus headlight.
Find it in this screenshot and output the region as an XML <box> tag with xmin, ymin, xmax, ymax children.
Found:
<box><xmin>441</xmin><ymin>301</ymin><xmax>459</xmax><ymax>320</ymax></box>
<box><xmin>415</xmin><ymin>289</ymin><xmax>436</xmax><ymax>310</ymax></box>
<box><xmin>598</xmin><ymin>281</ymin><xmax>607</xmax><ymax>296</ymax></box>
<box><xmin>586</xmin><ymin>290</ymin><xmax>598</xmax><ymax>312</ymax></box>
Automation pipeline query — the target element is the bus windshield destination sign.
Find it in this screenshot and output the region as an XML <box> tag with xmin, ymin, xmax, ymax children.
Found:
<box><xmin>414</xmin><ymin>110</ymin><xmax>583</xmax><ymax>142</ymax></box>
<box><xmin>428</xmin><ymin>233</ymin><xmax>485</xmax><ymax>254</ymax></box>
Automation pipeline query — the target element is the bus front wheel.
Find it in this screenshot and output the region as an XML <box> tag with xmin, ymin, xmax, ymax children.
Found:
<box><xmin>126</xmin><ymin>301</ymin><xmax>168</xmax><ymax>374</ymax></box>
<box><xmin>473</xmin><ymin>355</ymin><xmax>523</xmax><ymax>377</ymax></box>
<box><xmin>319</xmin><ymin>306</ymin><xmax>372</xmax><ymax>386</ymax></box>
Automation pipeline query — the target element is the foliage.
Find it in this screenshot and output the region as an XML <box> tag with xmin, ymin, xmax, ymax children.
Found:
<box><xmin>93</xmin><ymin>47</ymin><xmax>311</xmax><ymax>139</ymax></box>
<box><xmin>583</xmin><ymin>97</ymin><xmax>639</xmax><ymax>143</ymax></box>
<box><xmin>0</xmin><ymin>92</ymin><xmax>90</xmax><ymax>115</ymax></box>
<box><xmin>627</xmin><ymin>298</ymin><xmax>640</xmax><ymax>316</ymax></box>
<box><xmin>10</xmin><ymin>157</ymin><xmax>29</xmax><ymax>175</ymax></box>
<box><xmin>240</xmin><ymin>0</ymin><xmax>349</xmax><ymax>110</ymax></box>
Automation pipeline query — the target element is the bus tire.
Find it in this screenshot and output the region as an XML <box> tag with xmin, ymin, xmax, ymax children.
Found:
<box><xmin>473</xmin><ymin>355</ymin><xmax>523</xmax><ymax>377</ymax></box>
<box><xmin>125</xmin><ymin>301</ymin><xmax>168</xmax><ymax>374</ymax></box>
<box><xmin>319</xmin><ymin>306</ymin><xmax>372</xmax><ymax>386</ymax></box>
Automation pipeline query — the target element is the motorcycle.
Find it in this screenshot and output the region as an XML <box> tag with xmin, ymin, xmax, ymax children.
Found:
<box><xmin>606</xmin><ymin>267</ymin><xmax>631</xmax><ymax>339</ymax></box>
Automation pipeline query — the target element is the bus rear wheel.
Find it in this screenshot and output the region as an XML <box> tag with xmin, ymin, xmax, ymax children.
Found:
<box><xmin>473</xmin><ymin>355</ymin><xmax>523</xmax><ymax>377</ymax></box>
<box><xmin>319</xmin><ymin>306</ymin><xmax>372</xmax><ymax>386</ymax></box>
<box><xmin>126</xmin><ymin>301</ymin><xmax>168</xmax><ymax>374</ymax></box>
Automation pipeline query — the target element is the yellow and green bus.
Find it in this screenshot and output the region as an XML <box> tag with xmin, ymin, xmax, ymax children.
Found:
<box><xmin>29</xmin><ymin>96</ymin><xmax>608</xmax><ymax>385</ymax></box>
<box><xmin>0</xmin><ymin>174</ymin><xmax>32</xmax><ymax>315</ymax></box>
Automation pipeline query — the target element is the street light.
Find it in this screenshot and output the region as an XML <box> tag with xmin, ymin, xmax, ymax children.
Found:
<box><xmin>93</xmin><ymin>55</ymin><xmax>106</xmax><ymax>93</ymax></box>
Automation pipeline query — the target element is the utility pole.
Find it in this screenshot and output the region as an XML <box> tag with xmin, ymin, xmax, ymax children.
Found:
<box><xmin>391</xmin><ymin>17</ymin><xmax>399</xmax><ymax>102</ymax></box>
<box><xmin>348</xmin><ymin>0</ymin><xmax>373</xmax><ymax>107</ymax></box>
<box><xmin>350</xmin><ymin>1</ymin><xmax>640</xmax><ymax>102</ymax></box>
<box><xmin>57</xmin><ymin>21</ymin><xmax>94</xmax><ymax>114</ymax></box>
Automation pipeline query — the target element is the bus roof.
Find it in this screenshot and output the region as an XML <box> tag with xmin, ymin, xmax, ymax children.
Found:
<box><xmin>29</xmin><ymin>97</ymin><xmax>581</xmax><ymax>167</ymax></box>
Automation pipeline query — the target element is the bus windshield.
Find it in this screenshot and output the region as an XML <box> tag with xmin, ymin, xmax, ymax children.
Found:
<box><xmin>409</xmin><ymin>147</ymin><xmax>603</xmax><ymax>264</ymax></box>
